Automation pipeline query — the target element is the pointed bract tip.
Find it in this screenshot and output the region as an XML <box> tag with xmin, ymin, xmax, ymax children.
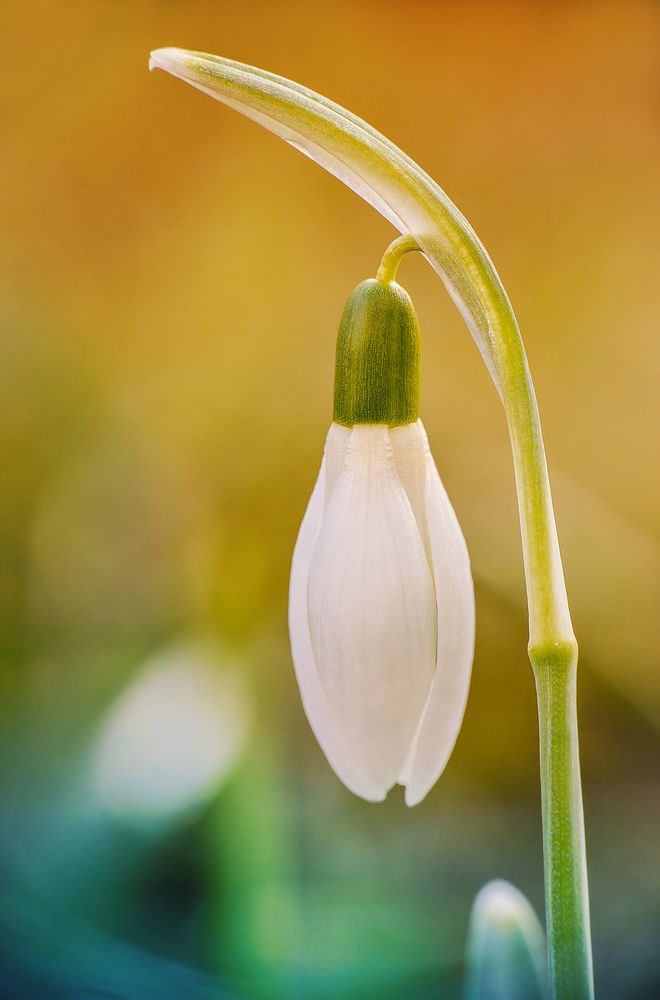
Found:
<box><xmin>148</xmin><ymin>47</ymin><xmax>186</xmax><ymax>74</ymax></box>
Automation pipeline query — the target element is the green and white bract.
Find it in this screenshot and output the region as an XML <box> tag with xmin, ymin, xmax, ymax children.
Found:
<box><xmin>289</xmin><ymin>418</ymin><xmax>474</xmax><ymax>806</ymax></box>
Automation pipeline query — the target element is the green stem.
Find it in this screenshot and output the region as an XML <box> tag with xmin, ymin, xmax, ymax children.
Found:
<box><xmin>532</xmin><ymin>642</ymin><xmax>594</xmax><ymax>1000</ymax></box>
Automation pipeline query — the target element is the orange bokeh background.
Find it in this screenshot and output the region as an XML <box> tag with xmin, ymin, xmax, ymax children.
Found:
<box><xmin>2</xmin><ymin>3</ymin><xmax>659</xmax><ymax>997</ymax></box>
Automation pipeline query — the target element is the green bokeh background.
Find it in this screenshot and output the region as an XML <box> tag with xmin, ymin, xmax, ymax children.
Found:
<box><xmin>2</xmin><ymin>2</ymin><xmax>659</xmax><ymax>997</ymax></box>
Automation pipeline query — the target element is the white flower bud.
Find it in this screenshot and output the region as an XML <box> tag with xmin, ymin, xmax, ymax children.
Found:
<box><xmin>289</xmin><ymin>418</ymin><xmax>474</xmax><ymax>805</ymax></box>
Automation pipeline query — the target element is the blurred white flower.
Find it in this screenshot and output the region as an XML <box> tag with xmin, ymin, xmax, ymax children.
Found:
<box><xmin>289</xmin><ymin>419</ymin><xmax>474</xmax><ymax>806</ymax></box>
<box><xmin>93</xmin><ymin>640</ymin><xmax>251</xmax><ymax>825</ymax></box>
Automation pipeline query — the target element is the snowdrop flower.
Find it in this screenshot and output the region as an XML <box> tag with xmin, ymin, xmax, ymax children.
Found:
<box><xmin>289</xmin><ymin>248</ymin><xmax>475</xmax><ymax>806</ymax></box>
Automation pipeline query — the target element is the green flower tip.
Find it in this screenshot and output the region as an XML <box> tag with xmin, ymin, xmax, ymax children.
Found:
<box><xmin>333</xmin><ymin>277</ymin><xmax>420</xmax><ymax>428</ymax></box>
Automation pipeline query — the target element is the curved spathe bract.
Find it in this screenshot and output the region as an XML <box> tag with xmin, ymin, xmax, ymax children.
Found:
<box><xmin>148</xmin><ymin>46</ymin><xmax>572</xmax><ymax>649</ymax></box>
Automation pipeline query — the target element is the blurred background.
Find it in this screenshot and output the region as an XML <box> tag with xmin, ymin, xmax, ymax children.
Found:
<box><xmin>2</xmin><ymin>1</ymin><xmax>659</xmax><ymax>997</ymax></box>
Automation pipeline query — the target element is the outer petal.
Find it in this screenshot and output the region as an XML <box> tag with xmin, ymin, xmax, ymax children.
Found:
<box><xmin>288</xmin><ymin>440</ymin><xmax>383</xmax><ymax>801</ymax></box>
<box><xmin>307</xmin><ymin>425</ymin><xmax>437</xmax><ymax>793</ymax></box>
<box><xmin>400</xmin><ymin>426</ymin><xmax>476</xmax><ymax>806</ymax></box>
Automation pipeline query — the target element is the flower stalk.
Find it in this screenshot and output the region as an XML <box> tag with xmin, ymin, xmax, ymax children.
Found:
<box><xmin>376</xmin><ymin>233</ymin><xmax>421</xmax><ymax>284</ymax></box>
<box><xmin>534</xmin><ymin>646</ymin><xmax>593</xmax><ymax>998</ymax></box>
<box><xmin>149</xmin><ymin>48</ymin><xmax>594</xmax><ymax>998</ymax></box>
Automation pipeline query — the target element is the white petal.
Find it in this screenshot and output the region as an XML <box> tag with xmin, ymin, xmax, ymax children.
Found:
<box><xmin>307</xmin><ymin>425</ymin><xmax>437</xmax><ymax>793</ymax></box>
<box><xmin>390</xmin><ymin>420</ymin><xmax>433</xmax><ymax>559</ymax></box>
<box><xmin>323</xmin><ymin>422</ymin><xmax>351</xmax><ymax>502</ymax></box>
<box><xmin>289</xmin><ymin>443</ymin><xmax>383</xmax><ymax>801</ymax></box>
<box><xmin>400</xmin><ymin>429</ymin><xmax>475</xmax><ymax>806</ymax></box>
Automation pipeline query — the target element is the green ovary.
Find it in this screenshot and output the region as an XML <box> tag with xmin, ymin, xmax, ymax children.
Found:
<box><xmin>333</xmin><ymin>278</ymin><xmax>421</xmax><ymax>427</ymax></box>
